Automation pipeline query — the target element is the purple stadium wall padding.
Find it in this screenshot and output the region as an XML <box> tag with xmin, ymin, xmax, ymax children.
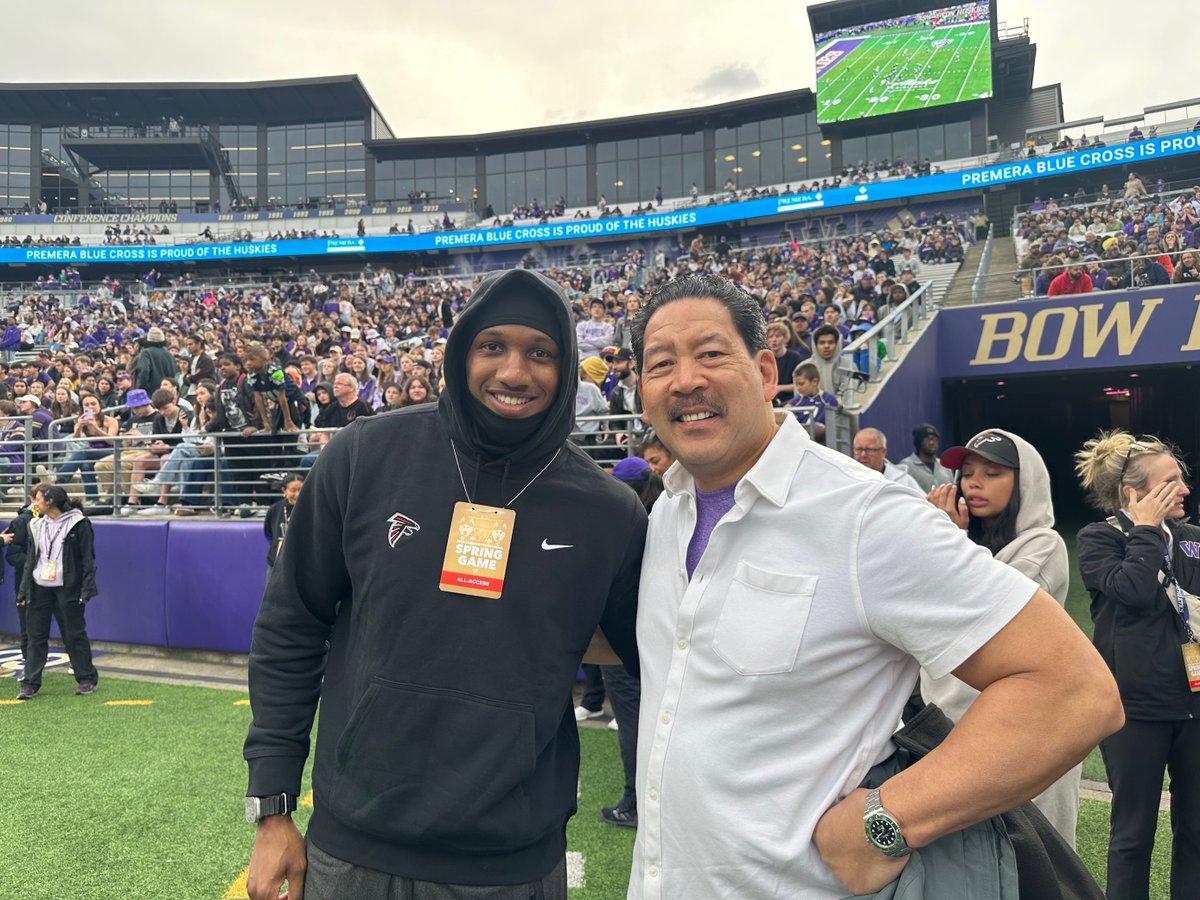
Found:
<box><xmin>0</xmin><ymin>520</ymin><xmax>171</xmax><ymax>646</ymax></box>
<box><xmin>164</xmin><ymin>521</ymin><xmax>267</xmax><ymax>653</ymax></box>
<box><xmin>0</xmin><ymin>519</ymin><xmax>268</xmax><ymax>654</ymax></box>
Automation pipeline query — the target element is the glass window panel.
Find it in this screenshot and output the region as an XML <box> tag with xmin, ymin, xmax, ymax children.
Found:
<box><xmin>638</xmin><ymin>158</ymin><xmax>659</xmax><ymax>200</ymax></box>
<box><xmin>436</xmin><ymin>177</ymin><xmax>458</xmax><ymax>200</ymax></box>
<box><xmin>436</xmin><ymin>156</ymin><xmax>455</xmax><ymax>177</ymax></box>
<box><xmin>486</xmin><ymin>153</ymin><xmax>506</xmax><ymax>175</ymax></box>
<box><xmin>918</xmin><ymin>125</ymin><xmax>946</xmax><ymax>162</ymax></box>
<box><xmin>843</xmin><ymin>136</ymin><xmax>867</xmax><ymax>166</ymax></box>
<box><xmin>326</xmin><ymin>122</ymin><xmax>346</xmax><ymax>142</ymax></box>
<box><xmin>613</xmin><ymin>159</ymin><xmax>636</xmax><ymax>202</ymax></box>
<box><xmin>893</xmin><ymin>129</ymin><xmax>918</xmax><ymax>163</ymax></box>
<box><xmin>524</xmin><ymin>149</ymin><xmax>545</xmax><ymax>169</ymax></box>
<box><xmin>595</xmin><ymin>162</ymin><xmax>616</xmax><ymax>200</ymax></box>
<box><xmin>457</xmin><ymin>156</ymin><xmax>475</xmax><ymax>175</ymax></box>
<box><xmin>545</xmin><ymin>147</ymin><xmax>565</xmax><ymax>167</ymax></box>
<box><xmin>760</xmin><ymin>118</ymin><xmax>782</xmax><ymax>140</ymax></box>
<box><xmin>682</xmin><ymin>132</ymin><xmax>703</xmax><ymax>152</ymax></box>
<box><xmin>784</xmin><ymin>153</ymin><xmax>807</xmax><ymax>184</ymax></box>
<box><xmin>715</xmin><ymin>127</ymin><xmax>736</xmax><ymax>149</ymax></box>
<box><xmin>945</xmin><ymin>121</ymin><xmax>971</xmax><ymax>159</ymax></box>
<box><xmin>638</xmin><ymin>136</ymin><xmax>659</xmax><ymax>157</ymax></box>
<box><xmin>486</xmin><ymin>173</ymin><xmax>506</xmax><ymax>211</ymax></box>
<box><xmin>737</xmin><ymin>122</ymin><xmax>759</xmax><ymax>144</ymax></box>
<box><xmin>526</xmin><ymin>170</ymin><xmax>546</xmax><ymax>204</ymax></box>
<box><xmin>415</xmin><ymin>158</ymin><xmax>436</xmax><ymax>179</ymax></box>
<box><xmin>505</xmin><ymin>151</ymin><xmax>524</xmax><ymax>171</ymax></box>
<box><xmin>545</xmin><ymin>167</ymin><xmax>566</xmax><ymax>202</ymax></box>
<box><xmin>566</xmin><ymin>165</ymin><xmax>587</xmax><ymax>207</ymax></box>
<box><xmin>783</xmin><ymin>115</ymin><xmax>805</xmax><ymax>137</ymax></box>
<box><xmin>613</xmin><ymin>139</ymin><xmax>635</xmax><ymax>159</ymax></box>
<box><xmin>682</xmin><ymin>153</ymin><xmax>704</xmax><ymax>193</ymax></box>
<box><xmin>761</xmin><ymin>139</ymin><xmax>783</xmax><ymax>185</ymax></box>
<box><xmin>566</xmin><ymin>145</ymin><xmax>586</xmax><ymax>165</ymax></box>
<box><xmin>505</xmin><ymin>171</ymin><xmax>525</xmax><ymax>207</ymax></box>
<box><xmin>867</xmin><ymin>133</ymin><xmax>892</xmax><ymax>164</ymax></box>
<box><xmin>346</xmin><ymin>121</ymin><xmax>364</xmax><ymax>142</ymax></box>
<box><xmin>659</xmin><ymin>133</ymin><xmax>681</xmax><ymax>154</ymax></box>
<box><xmin>660</xmin><ymin>154</ymin><xmax>682</xmax><ymax>198</ymax></box>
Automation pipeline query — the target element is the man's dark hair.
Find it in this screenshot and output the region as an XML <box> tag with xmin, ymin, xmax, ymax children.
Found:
<box><xmin>186</xmin><ymin>332</ymin><xmax>204</xmax><ymax>346</ymax></box>
<box><xmin>631</xmin><ymin>274</ymin><xmax>766</xmax><ymax>368</ymax></box>
<box><xmin>151</xmin><ymin>387</ymin><xmax>177</xmax><ymax>409</ymax></box>
<box><xmin>217</xmin><ymin>351</ymin><xmax>242</xmax><ymax>367</ymax></box>
<box><xmin>813</xmin><ymin>324</ymin><xmax>841</xmax><ymax>342</ymax></box>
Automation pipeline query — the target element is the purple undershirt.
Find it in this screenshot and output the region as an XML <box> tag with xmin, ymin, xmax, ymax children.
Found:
<box><xmin>686</xmin><ymin>483</ymin><xmax>737</xmax><ymax>579</ymax></box>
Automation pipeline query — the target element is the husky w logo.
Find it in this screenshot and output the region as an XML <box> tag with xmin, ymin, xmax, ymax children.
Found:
<box><xmin>1180</xmin><ymin>541</ymin><xmax>1200</xmax><ymax>560</ymax></box>
<box><xmin>387</xmin><ymin>513</ymin><xmax>421</xmax><ymax>548</ymax></box>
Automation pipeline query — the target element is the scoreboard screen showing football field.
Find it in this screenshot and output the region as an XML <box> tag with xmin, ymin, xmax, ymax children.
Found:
<box><xmin>814</xmin><ymin>1</ymin><xmax>993</xmax><ymax>124</ymax></box>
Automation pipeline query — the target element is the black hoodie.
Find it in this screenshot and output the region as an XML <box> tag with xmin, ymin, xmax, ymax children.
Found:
<box><xmin>244</xmin><ymin>268</ymin><xmax>646</xmax><ymax>885</ymax></box>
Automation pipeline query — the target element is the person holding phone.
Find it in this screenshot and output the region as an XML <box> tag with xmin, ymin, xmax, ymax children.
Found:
<box><xmin>923</xmin><ymin>429</ymin><xmax>1081</xmax><ymax>846</ymax></box>
<box><xmin>51</xmin><ymin>392</ymin><xmax>119</xmax><ymax>503</ymax></box>
<box><xmin>1074</xmin><ymin>431</ymin><xmax>1200</xmax><ymax>898</ymax></box>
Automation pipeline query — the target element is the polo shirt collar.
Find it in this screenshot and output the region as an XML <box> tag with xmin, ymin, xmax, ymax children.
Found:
<box><xmin>661</xmin><ymin>413</ymin><xmax>810</xmax><ymax>509</ymax></box>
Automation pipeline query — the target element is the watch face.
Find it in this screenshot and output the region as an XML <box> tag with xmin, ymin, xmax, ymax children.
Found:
<box><xmin>869</xmin><ymin>816</ymin><xmax>898</xmax><ymax>847</ymax></box>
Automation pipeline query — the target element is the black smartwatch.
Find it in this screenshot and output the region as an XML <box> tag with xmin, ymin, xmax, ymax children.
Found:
<box><xmin>245</xmin><ymin>793</ymin><xmax>297</xmax><ymax>823</ymax></box>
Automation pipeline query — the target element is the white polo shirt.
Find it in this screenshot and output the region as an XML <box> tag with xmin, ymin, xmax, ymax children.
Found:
<box><xmin>629</xmin><ymin>415</ymin><xmax>1036</xmax><ymax>900</ymax></box>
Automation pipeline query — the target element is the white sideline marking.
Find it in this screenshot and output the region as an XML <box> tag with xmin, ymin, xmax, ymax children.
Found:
<box><xmin>567</xmin><ymin>851</ymin><xmax>585</xmax><ymax>889</ymax></box>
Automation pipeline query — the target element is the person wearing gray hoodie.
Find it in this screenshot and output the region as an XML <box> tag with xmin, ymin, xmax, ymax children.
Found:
<box><xmin>920</xmin><ymin>428</ymin><xmax>1080</xmax><ymax>847</ymax></box>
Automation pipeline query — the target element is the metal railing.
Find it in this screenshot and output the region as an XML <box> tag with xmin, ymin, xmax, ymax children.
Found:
<box><xmin>974</xmin><ymin>249</ymin><xmax>1192</xmax><ymax>302</ymax></box>
<box><xmin>822</xmin><ymin>282</ymin><xmax>934</xmax><ymax>455</ymax></box>
<box><xmin>972</xmin><ymin>224</ymin><xmax>995</xmax><ymax>304</ymax></box>
<box><xmin>0</xmin><ymin>411</ymin><xmax>649</xmax><ymax>517</ymax></box>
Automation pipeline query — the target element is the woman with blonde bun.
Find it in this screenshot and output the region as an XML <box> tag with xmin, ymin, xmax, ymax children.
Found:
<box><xmin>1075</xmin><ymin>430</ymin><xmax>1200</xmax><ymax>899</ymax></box>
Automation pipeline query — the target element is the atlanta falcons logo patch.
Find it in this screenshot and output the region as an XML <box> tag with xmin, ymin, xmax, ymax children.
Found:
<box><xmin>387</xmin><ymin>513</ymin><xmax>421</xmax><ymax>547</ymax></box>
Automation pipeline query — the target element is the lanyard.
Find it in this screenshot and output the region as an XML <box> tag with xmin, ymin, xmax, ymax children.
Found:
<box><xmin>1162</xmin><ymin>541</ymin><xmax>1196</xmax><ymax>642</ymax></box>
<box><xmin>450</xmin><ymin>441</ymin><xmax>560</xmax><ymax>508</ymax></box>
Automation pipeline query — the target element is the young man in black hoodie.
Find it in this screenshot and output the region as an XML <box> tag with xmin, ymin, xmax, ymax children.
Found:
<box><xmin>243</xmin><ymin>268</ymin><xmax>645</xmax><ymax>900</ymax></box>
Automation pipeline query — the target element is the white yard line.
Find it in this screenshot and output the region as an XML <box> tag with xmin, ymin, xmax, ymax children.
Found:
<box><xmin>955</xmin><ymin>24</ymin><xmax>990</xmax><ymax>103</ymax></box>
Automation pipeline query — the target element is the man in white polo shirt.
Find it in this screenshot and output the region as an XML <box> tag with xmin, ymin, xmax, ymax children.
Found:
<box><xmin>626</xmin><ymin>273</ymin><xmax>1123</xmax><ymax>899</ymax></box>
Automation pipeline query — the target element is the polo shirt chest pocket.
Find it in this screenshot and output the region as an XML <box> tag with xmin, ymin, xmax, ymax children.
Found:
<box><xmin>712</xmin><ymin>561</ymin><xmax>817</xmax><ymax>676</ymax></box>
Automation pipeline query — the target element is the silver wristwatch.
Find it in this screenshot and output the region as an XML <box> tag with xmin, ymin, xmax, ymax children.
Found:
<box><xmin>245</xmin><ymin>793</ymin><xmax>297</xmax><ymax>823</ymax></box>
<box><xmin>863</xmin><ymin>788</ymin><xmax>911</xmax><ymax>857</ymax></box>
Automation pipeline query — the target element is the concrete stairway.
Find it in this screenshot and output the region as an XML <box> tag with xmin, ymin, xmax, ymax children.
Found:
<box><xmin>942</xmin><ymin>236</ymin><xmax>1021</xmax><ymax>306</ymax></box>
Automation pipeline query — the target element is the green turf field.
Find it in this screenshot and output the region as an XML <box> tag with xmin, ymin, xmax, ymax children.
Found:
<box><xmin>816</xmin><ymin>22</ymin><xmax>993</xmax><ymax>124</ymax></box>
<box><xmin>1</xmin><ymin>677</ymin><xmax>633</xmax><ymax>900</ymax></box>
<box><xmin>0</xmin><ymin>534</ymin><xmax>1174</xmax><ymax>899</ymax></box>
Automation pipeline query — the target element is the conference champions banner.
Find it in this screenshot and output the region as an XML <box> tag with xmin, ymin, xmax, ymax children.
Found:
<box><xmin>5</xmin><ymin>133</ymin><xmax>1200</xmax><ymax>265</ymax></box>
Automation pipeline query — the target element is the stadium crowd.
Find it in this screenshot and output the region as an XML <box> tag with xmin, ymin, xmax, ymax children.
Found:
<box><xmin>1014</xmin><ymin>177</ymin><xmax>1200</xmax><ymax>294</ymax></box>
<box><xmin>0</xmin><ymin>217</ymin><xmax>971</xmax><ymax>513</ymax></box>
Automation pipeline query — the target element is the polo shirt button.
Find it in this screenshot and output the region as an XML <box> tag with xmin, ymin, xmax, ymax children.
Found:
<box><xmin>677</xmin><ymin>639</ymin><xmax>687</xmax><ymax>650</ymax></box>
<box><xmin>649</xmin><ymin>787</ymin><xmax>658</xmax><ymax>800</ymax></box>
<box><xmin>661</xmin><ymin>712</ymin><xmax>672</xmax><ymax>724</ymax></box>
<box><xmin>649</xmin><ymin>865</ymin><xmax>659</xmax><ymax>877</ymax></box>
<box><xmin>677</xmin><ymin>567</ymin><xmax>685</xmax><ymax>577</ymax></box>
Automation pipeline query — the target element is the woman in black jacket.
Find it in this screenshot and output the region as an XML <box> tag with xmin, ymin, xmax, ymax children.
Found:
<box><xmin>15</xmin><ymin>484</ymin><xmax>99</xmax><ymax>700</ymax></box>
<box><xmin>1075</xmin><ymin>430</ymin><xmax>1200</xmax><ymax>899</ymax></box>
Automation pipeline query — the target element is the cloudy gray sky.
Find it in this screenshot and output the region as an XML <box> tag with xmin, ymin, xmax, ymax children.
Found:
<box><xmin>3</xmin><ymin>0</ymin><xmax>1183</xmax><ymax>134</ymax></box>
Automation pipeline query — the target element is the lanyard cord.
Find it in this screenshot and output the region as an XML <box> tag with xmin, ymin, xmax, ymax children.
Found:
<box><xmin>451</xmin><ymin>441</ymin><xmax>561</xmax><ymax>509</ymax></box>
<box><xmin>1162</xmin><ymin>542</ymin><xmax>1196</xmax><ymax>642</ymax></box>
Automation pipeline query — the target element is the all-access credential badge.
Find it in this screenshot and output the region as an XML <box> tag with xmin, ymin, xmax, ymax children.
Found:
<box><xmin>440</xmin><ymin>501</ymin><xmax>516</xmax><ymax>599</ymax></box>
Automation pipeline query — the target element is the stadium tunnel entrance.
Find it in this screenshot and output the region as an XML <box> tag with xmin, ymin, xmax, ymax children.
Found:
<box><xmin>942</xmin><ymin>364</ymin><xmax>1200</xmax><ymax>525</ymax></box>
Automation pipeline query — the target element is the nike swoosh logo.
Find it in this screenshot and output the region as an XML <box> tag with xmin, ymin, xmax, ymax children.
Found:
<box><xmin>541</xmin><ymin>540</ymin><xmax>574</xmax><ymax>551</ymax></box>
